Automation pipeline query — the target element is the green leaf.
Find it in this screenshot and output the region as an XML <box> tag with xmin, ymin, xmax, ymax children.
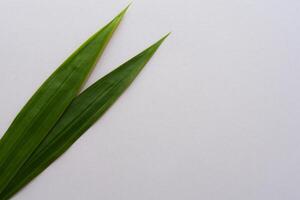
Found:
<box><xmin>0</xmin><ymin>34</ymin><xmax>169</xmax><ymax>200</ymax></box>
<box><xmin>0</xmin><ymin>7</ymin><xmax>128</xmax><ymax>194</ymax></box>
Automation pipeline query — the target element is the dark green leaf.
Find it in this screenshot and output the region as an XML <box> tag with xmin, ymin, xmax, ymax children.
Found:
<box><xmin>0</xmin><ymin>7</ymin><xmax>127</xmax><ymax>194</ymax></box>
<box><xmin>0</xmin><ymin>34</ymin><xmax>168</xmax><ymax>200</ymax></box>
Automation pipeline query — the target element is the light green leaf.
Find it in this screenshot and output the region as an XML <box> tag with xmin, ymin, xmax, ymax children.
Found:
<box><xmin>0</xmin><ymin>34</ymin><xmax>168</xmax><ymax>200</ymax></box>
<box><xmin>0</xmin><ymin>7</ymin><xmax>128</xmax><ymax>194</ymax></box>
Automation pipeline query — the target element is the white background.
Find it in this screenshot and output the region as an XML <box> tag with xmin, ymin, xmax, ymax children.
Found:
<box><xmin>0</xmin><ymin>0</ymin><xmax>299</xmax><ymax>199</ymax></box>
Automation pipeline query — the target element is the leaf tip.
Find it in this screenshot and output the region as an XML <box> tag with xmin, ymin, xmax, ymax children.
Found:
<box><xmin>119</xmin><ymin>3</ymin><xmax>131</xmax><ymax>17</ymax></box>
<box><xmin>153</xmin><ymin>32</ymin><xmax>171</xmax><ymax>48</ymax></box>
<box><xmin>126</xmin><ymin>2</ymin><xmax>133</xmax><ymax>9</ymax></box>
<box><xmin>162</xmin><ymin>32</ymin><xmax>171</xmax><ymax>40</ymax></box>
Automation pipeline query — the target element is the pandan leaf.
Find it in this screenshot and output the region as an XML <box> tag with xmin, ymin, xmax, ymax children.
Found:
<box><xmin>0</xmin><ymin>34</ymin><xmax>169</xmax><ymax>200</ymax></box>
<box><xmin>0</xmin><ymin>7</ymin><xmax>128</xmax><ymax>194</ymax></box>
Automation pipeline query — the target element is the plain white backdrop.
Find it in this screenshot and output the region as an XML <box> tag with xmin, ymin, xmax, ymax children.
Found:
<box><xmin>0</xmin><ymin>0</ymin><xmax>299</xmax><ymax>199</ymax></box>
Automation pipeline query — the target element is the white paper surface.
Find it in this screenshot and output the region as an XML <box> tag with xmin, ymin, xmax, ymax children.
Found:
<box><xmin>0</xmin><ymin>0</ymin><xmax>299</xmax><ymax>199</ymax></box>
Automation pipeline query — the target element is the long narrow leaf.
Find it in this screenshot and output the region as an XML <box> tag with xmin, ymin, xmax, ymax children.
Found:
<box><xmin>0</xmin><ymin>7</ymin><xmax>128</xmax><ymax>193</ymax></box>
<box><xmin>0</xmin><ymin>34</ymin><xmax>169</xmax><ymax>200</ymax></box>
